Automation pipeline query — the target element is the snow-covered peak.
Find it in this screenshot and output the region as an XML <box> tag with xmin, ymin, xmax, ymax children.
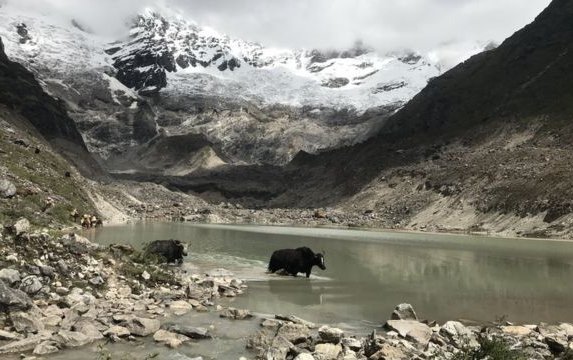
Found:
<box><xmin>0</xmin><ymin>4</ymin><xmax>486</xmax><ymax>113</ymax></box>
<box><xmin>102</xmin><ymin>9</ymin><xmax>448</xmax><ymax>112</ymax></box>
<box><xmin>0</xmin><ymin>4</ymin><xmax>490</xmax><ymax>165</ymax></box>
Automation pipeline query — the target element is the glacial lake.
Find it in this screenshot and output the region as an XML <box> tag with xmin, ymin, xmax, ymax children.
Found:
<box><xmin>67</xmin><ymin>222</ymin><xmax>573</xmax><ymax>359</ymax></box>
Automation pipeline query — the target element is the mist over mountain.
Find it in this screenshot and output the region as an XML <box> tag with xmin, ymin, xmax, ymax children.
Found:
<box><xmin>0</xmin><ymin>2</ymin><xmax>487</xmax><ymax>170</ymax></box>
<box><xmin>1</xmin><ymin>0</ymin><xmax>549</xmax><ymax>52</ymax></box>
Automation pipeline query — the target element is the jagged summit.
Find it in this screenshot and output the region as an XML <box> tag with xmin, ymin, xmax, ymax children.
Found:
<box><xmin>0</xmin><ymin>3</ymin><xmax>486</xmax><ymax>166</ymax></box>
<box><xmin>0</xmin><ymin>3</ymin><xmax>469</xmax><ymax>112</ymax></box>
<box><xmin>103</xmin><ymin>8</ymin><xmax>442</xmax><ymax>110</ymax></box>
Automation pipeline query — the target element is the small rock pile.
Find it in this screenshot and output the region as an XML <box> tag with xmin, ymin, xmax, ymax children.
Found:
<box><xmin>0</xmin><ymin>220</ymin><xmax>247</xmax><ymax>356</ymax></box>
<box><xmin>246</xmin><ymin>303</ymin><xmax>573</xmax><ymax>359</ymax></box>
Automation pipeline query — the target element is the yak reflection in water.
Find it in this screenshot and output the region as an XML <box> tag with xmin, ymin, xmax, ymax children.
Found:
<box><xmin>267</xmin><ymin>278</ymin><xmax>325</xmax><ymax>306</ymax></box>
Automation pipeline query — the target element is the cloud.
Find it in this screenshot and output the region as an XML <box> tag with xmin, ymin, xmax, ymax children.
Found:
<box><xmin>6</xmin><ymin>0</ymin><xmax>552</xmax><ymax>52</ymax></box>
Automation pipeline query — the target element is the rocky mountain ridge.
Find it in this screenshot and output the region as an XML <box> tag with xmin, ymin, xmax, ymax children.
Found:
<box><xmin>0</xmin><ymin>4</ymin><xmax>483</xmax><ymax>168</ymax></box>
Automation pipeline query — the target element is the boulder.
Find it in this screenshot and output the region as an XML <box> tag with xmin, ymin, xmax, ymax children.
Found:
<box><xmin>277</xmin><ymin>322</ymin><xmax>311</xmax><ymax>344</ymax></box>
<box><xmin>369</xmin><ymin>343</ymin><xmax>408</xmax><ymax>360</ymax></box>
<box><xmin>41</xmin><ymin>315</ymin><xmax>62</xmax><ymax>328</ymax></box>
<box><xmin>0</xmin><ymin>329</ymin><xmax>21</xmax><ymax>341</ymax></box>
<box><xmin>126</xmin><ymin>317</ymin><xmax>161</xmax><ymax>336</ymax></box>
<box><xmin>72</xmin><ymin>319</ymin><xmax>103</xmax><ymax>341</ymax></box>
<box><xmin>12</xmin><ymin>218</ymin><xmax>30</xmax><ymax>236</ymax></box>
<box><xmin>19</xmin><ymin>275</ymin><xmax>43</xmax><ymax>295</ymax></box>
<box><xmin>11</xmin><ymin>311</ymin><xmax>45</xmax><ymax>333</ymax></box>
<box><xmin>266</xmin><ymin>335</ymin><xmax>294</xmax><ymax>359</ymax></box>
<box><xmin>55</xmin><ymin>287</ymin><xmax>69</xmax><ymax>295</ymax></box>
<box><xmin>246</xmin><ymin>327</ymin><xmax>277</xmax><ymax>353</ymax></box>
<box><xmin>440</xmin><ymin>321</ymin><xmax>478</xmax><ymax>347</ymax></box>
<box><xmin>0</xmin><ymin>269</ymin><xmax>21</xmax><ymax>285</ymax></box>
<box><xmin>545</xmin><ymin>335</ymin><xmax>568</xmax><ymax>354</ymax></box>
<box><xmin>33</xmin><ymin>341</ymin><xmax>59</xmax><ymax>355</ymax></box>
<box><xmin>275</xmin><ymin>314</ymin><xmax>317</xmax><ymax>328</ymax></box>
<box><xmin>170</xmin><ymin>300</ymin><xmax>193</xmax><ymax>315</ymax></box>
<box><xmin>0</xmin><ymin>334</ymin><xmax>46</xmax><ymax>354</ymax></box>
<box><xmin>164</xmin><ymin>324</ymin><xmax>212</xmax><ymax>339</ymax></box>
<box><xmin>559</xmin><ymin>323</ymin><xmax>573</xmax><ymax>337</ymax></box>
<box><xmin>391</xmin><ymin>303</ymin><xmax>418</xmax><ymax>321</ymax></box>
<box><xmin>314</xmin><ymin>343</ymin><xmax>342</xmax><ymax>360</ymax></box>
<box><xmin>185</xmin><ymin>283</ymin><xmax>204</xmax><ymax>300</ymax></box>
<box><xmin>0</xmin><ymin>179</ymin><xmax>16</xmax><ymax>198</ymax></box>
<box><xmin>219</xmin><ymin>307</ymin><xmax>252</xmax><ymax>320</ymax></box>
<box><xmin>385</xmin><ymin>320</ymin><xmax>432</xmax><ymax>346</ymax></box>
<box><xmin>103</xmin><ymin>325</ymin><xmax>130</xmax><ymax>338</ymax></box>
<box><xmin>88</xmin><ymin>276</ymin><xmax>104</xmax><ymax>286</ymax></box>
<box><xmin>318</xmin><ymin>325</ymin><xmax>344</xmax><ymax>344</ymax></box>
<box><xmin>295</xmin><ymin>354</ymin><xmax>315</xmax><ymax>360</ymax></box>
<box><xmin>341</xmin><ymin>337</ymin><xmax>362</xmax><ymax>351</ymax></box>
<box><xmin>39</xmin><ymin>265</ymin><xmax>55</xmax><ymax>277</ymax></box>
<box><xmin>43</xmin><ymin>304</ymin><xmax>64</xmax><ymax>318</ymax></box>
<box><xmin>56</xmin><ymin>260</ymin><xmax>69</xmax><ymax>273</ymax></box>
<box><xmin>63</xmin><ymin>288</ymin><xmax>96</xmax><ymax>307</ymax></box>
<box><xmin>261</xmin><ymin>318</ymin><xmax>282</xmax><ymax>330</ymax></box>
<box><xmin>59</xmin><ymin>308</ymin><xmax>79</xmax><ymax>330</ymax></box>
<box><xmin>52</xmin><ymin>330</ymin><xmax>91</xmax><ymax>348</ymax></box>
<box><xmin>501</xmin><ymin>325</ymin><xmax>532</xmax><ymax>336</ymax></box>
<box><xmin>537</xmin><ymin>323</ymin><xmax>564</xmax><ymax>337</ymax></box>
<box><xmin>153</xmin><ymin>329</ymin><xmax>190</xmax><ymax>348</ymax></box>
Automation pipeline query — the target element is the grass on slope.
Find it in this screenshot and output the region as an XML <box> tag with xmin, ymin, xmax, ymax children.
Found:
<box><xmin>0</xmin><ymin>121</ymin><xmax>97</xmax><ymax>228</ymax></box>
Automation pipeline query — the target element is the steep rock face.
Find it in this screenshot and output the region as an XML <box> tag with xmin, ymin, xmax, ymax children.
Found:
<box><xmin>0</xmin><ymin>36</ymin><xmax>83</xmax><ymax>145</ymax></box>
<box><xmin>0</xmin><ymin>36</ymin><xmax>102</xmax><ymax>178</ymax></box>
<box><xmin>107</xmin><ymin>10</ymin><xmax>242</xmax><ymax>95</ymax></box>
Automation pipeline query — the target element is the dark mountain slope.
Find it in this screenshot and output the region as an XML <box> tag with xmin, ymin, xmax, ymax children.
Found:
<box><xmin>0</xmin><ymin>37</ymin><xmax>101</xmax><ymax>226</ymax></box>
<box><xmin>382</xmin><ymin>0</ymin><xmax>573</xmax><ymax>137</ymax></box>
<box><xmin>0</xmin><ymin>37</ymin><xmax>102</xmax><ymax>179</ymax></box>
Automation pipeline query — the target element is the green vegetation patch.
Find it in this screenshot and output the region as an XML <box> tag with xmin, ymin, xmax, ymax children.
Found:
<box><xmin>0</xmin><ymin>129</ymin><xmax>97</xmax><ymax>227</ymax></box>
<box><xmin>451</xmin><ymin>336</ymin><xmax>527</xmax><ymax>360</ymax></box>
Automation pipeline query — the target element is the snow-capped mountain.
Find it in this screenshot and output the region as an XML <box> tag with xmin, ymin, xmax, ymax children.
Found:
<box><xmin>0</xmin><ymin>3</ymin><xmax>486</xmax><ymax>168</ymax></box>
<box><xmin>107</xmin><ymin>9</ymin><xmax>440</xmax><ymax>112</ymax></box>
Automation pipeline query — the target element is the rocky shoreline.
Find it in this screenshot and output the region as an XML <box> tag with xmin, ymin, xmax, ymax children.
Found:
<box><xmin>0</xmin><ymin>219</ymin><xmax>247</xmax><ymax>359</ymax></box>
<box><xmin>247</xmin><ymin>304</ymin><xmax>573</xmax><ymax>360</ymax></box>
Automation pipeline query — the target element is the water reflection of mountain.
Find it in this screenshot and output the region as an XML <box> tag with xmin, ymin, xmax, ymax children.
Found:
<box><xmin>344</xmin><ymin>242</ymin><xmax>573</xmax><ymax>296</ymax></box>
<box><xmin>341</xmin><ymin>242</ymin><xmax>573</xmax><ymax>323</ymax></box>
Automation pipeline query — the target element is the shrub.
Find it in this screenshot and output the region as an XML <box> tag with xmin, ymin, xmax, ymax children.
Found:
<box><xmin>451</xmin><ymin>336</ymin><xmax>527</xmax><ymax>360</ymax></box>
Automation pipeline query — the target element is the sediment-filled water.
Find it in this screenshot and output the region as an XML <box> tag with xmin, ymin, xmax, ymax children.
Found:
<box><xmin>76</xmin><ymin>222</ymin><xmax>573</xmax><ymax>359</ymax></box>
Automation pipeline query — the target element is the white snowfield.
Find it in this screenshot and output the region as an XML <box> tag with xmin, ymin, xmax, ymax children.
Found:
<box><xmin>0</xmin><ymin>4</ymin><xmax>487</xmax><ymax>114</ymax></box>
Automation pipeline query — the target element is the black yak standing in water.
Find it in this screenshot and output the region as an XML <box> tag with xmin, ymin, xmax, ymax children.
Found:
<box><xmin>145</xmin><ymin>239</ymin><xmax>188</xmax><ymax>264</ymax></box>
<box><xmin>268</xmin><ymin>247</ymin><xmax>326</xmax><ymax>278</ymax></box>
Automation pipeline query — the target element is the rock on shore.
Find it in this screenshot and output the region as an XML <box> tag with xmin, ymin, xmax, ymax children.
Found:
<box><xmin>0</xmin><ymin>223</ymin><xmax>247</xmax><ymax>356</ymax></box>
<box><xmin>246</xmin><ymin>303</ymin><xmax>573</xmax><ymax>359</ymax></box>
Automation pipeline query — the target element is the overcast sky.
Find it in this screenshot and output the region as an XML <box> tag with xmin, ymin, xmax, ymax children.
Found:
<box><xmin>7</xmin><ymin>0</ymin><xmax>552</xmax><ymax>53</ymax></box>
